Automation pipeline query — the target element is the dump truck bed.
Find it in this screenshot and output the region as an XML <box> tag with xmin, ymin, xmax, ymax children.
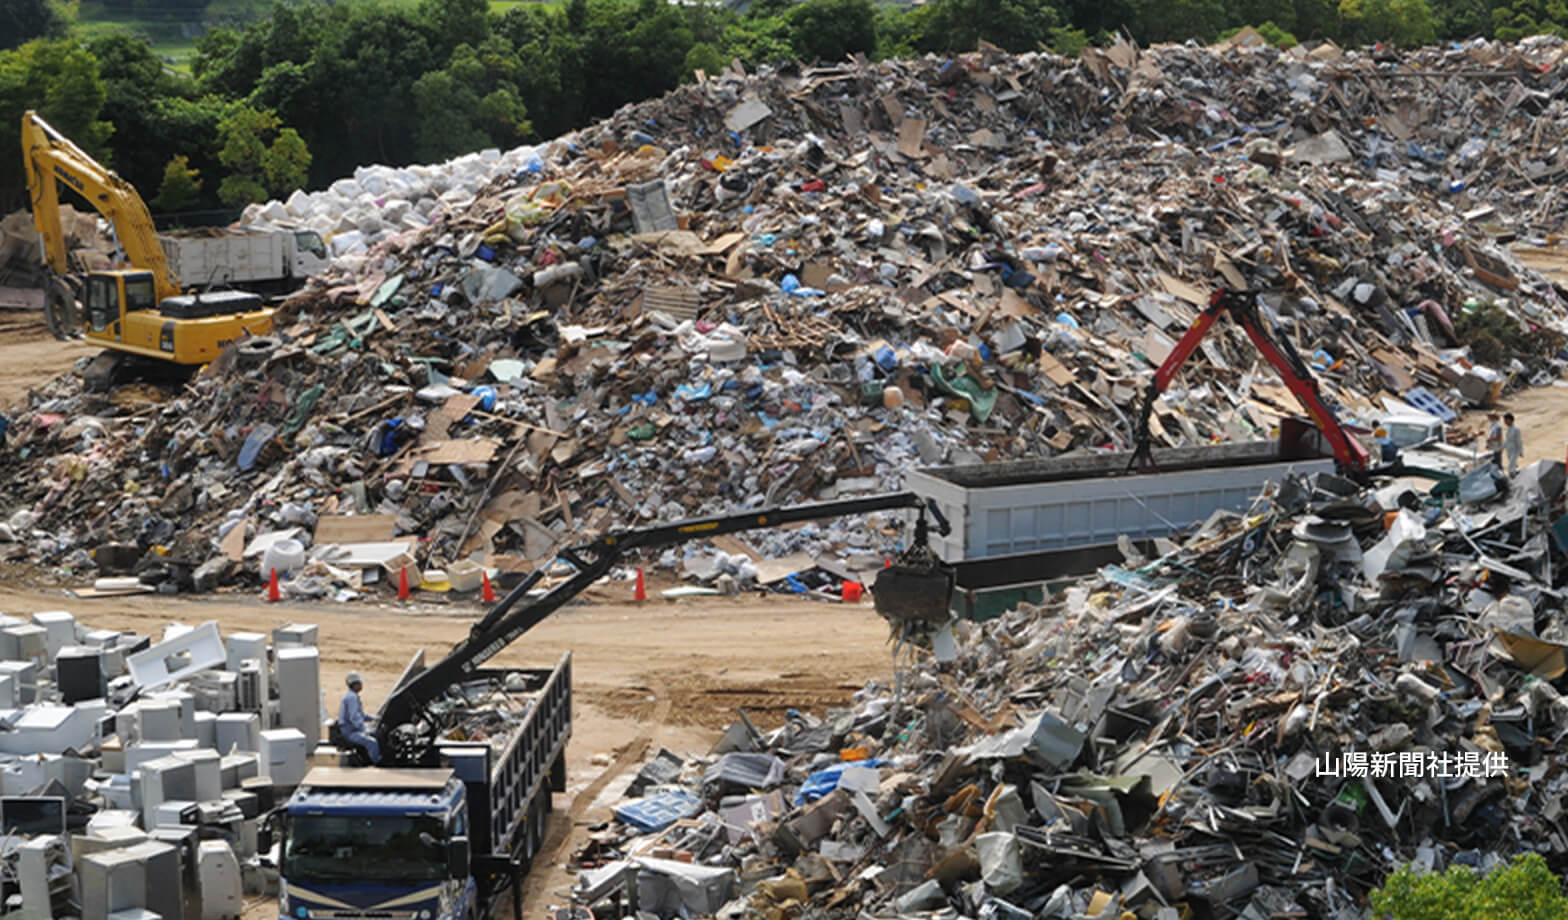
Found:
<box><xmin>909</xmin><ymin>434</ymin><xmax>1334</xmax><ymax>564</ymax></box>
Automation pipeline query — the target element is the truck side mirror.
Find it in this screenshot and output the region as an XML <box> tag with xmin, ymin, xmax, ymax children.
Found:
<box><xmin>448</xmin><ymin>836</ymin><xmax>470</xmax><ymax>879</ymax></box>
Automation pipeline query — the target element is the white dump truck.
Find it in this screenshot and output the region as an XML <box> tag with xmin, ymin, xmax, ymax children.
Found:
<box><xmin>159</xmin><ymin>227</ymin><xmax>328</xmax><ymax>296</ymax></box>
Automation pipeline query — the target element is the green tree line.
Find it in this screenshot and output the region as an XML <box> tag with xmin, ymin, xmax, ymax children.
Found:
<box><xmin>2</xmin><ymin>0</ymin><xmax>1565</xmax><ymax>218</ymax></box>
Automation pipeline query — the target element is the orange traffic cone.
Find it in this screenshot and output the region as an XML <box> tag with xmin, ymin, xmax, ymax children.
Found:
<box><xmin>634</xmin><ymin>567</ymin><xmax>647</xmax><ymax>602</ymax></box>
<box><xmin>841</xmin><ymin>580</ymin><xmax>863</xmax><ymax>603</ymax></box>
<box><xmin>266</xmin><ymin>568</ymin><xmax>281</xmax><ymax>602</ymax></box>
<box><xmin>398</xmin><ymin>566</ymin><xmax>412</xmax><ymax>601</ymax></box>
<box><xmin>481</xmin><ymin>570</ymin><xmax>497</xmax><ymax>603</ymax></box>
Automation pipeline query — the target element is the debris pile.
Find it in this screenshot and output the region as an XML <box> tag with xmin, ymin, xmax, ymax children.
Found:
<box><xmin>574</xmin><ymin>458</ymin><xmax>1568</xmax><ymax>918</ymax></box>
<box><xmin>5</xmin><ymin>37</ymin><xmax>1568</xmax><ymax>594</ymax></box>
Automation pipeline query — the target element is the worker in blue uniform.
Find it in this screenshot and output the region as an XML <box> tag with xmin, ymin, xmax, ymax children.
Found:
<box><xmin>338</xmin><ymin>672</ymin><xmax>381</xmax><ymax>764</ymax></box>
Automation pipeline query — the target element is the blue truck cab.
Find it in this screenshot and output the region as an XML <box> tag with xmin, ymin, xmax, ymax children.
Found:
<box><xmin>279</xmin><ymin>657</ymin><xmax>572</xmax><ymax>920</ymax></box>
<box><xmin>280</xmin><ymin>768</ymin><xmax>477</xmax><ymax>920</ymax></box>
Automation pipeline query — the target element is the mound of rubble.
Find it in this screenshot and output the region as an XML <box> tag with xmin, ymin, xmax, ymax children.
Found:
<box><xmin>574</xmin><ymin>459</ymin><xmax>1568</xmax><ymax>919</ymax></box>
<box><xmin>4</xmin><ymin>36</ymin><xmax>1568</xmax><ymax>594</ymax></box>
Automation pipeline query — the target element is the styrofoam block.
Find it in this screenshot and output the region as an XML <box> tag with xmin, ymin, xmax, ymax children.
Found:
<box><xmin>127</xmin><ymin>623</ymin><xmax>225</xmax><ymax>690</ymax></box>
<box><xmin>30</xmin><ymin>610</ymin><xmax>76</xmax><ymax>659</ymax></box>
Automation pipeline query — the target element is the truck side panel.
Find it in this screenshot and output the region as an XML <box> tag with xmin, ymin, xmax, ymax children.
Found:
<box><xmin>161</xmin><ymin>232</ymin><xmax>287</xmax><ymax>287</ymax></box>
<box><xmin>909</xmin><ymin>448</ymin><xmax>1334</xmax><ymax>561</ymax></box>
<box><xmin>488</xmin><ymin>653</ymin><xmax>570</xmax><ymax>860</ymax></box>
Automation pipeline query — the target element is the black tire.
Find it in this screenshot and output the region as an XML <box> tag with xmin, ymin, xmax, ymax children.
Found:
<box><xmin>237</xmin><ymin>335</ymin><xmax>281</xmax><ymax>365</ymax></box>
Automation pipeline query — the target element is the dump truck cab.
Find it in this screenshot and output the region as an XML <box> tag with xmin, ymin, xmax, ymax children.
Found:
<box><xmin>280</xmin><ymin>768</ymin><xmax>477</xmax><ymax>920</ymax></box>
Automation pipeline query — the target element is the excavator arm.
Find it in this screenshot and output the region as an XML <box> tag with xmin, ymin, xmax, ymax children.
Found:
<box><xmin>1129</xmin><ymin>288</ymin><xmax>1371</xmax><ymax>475</ymax></box>
<box><xmin>21</xmin><ymin>111</ymin><xmax>181</xmax><ymax>301</ymax></box>
<box><xmin>375</xmin><ymin>492</ymin><xmax>952</xmax><ymax>764</ymax></box>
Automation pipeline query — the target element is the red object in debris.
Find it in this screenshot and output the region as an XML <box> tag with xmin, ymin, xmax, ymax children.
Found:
<box><xmin>634</xmin><ymin>567</ymin><xmax>647</xmax><ymax>602</ymax></box>
<box><xmin>841</xmin><ymin>581</ymin><xmax>863</xmax><ymax>603</ymax></box>
<box><xmin>800</xmin><ymin>179</ymin><xmax>827</xmax><ymax>193</ymax></box>
<box><xmin>398</xmin><ymin>567</ymin><xmax>412</xmax><ymax>601</ymax></box>
<box><xmin>266</xmin><ymin>569</ymin><xmax>281</xmax><ymax>602</ymax></box>
<box><xmin>482</xmin><ymin>570</ymin><xmax>497</xmax><ymax>603</ymax></box>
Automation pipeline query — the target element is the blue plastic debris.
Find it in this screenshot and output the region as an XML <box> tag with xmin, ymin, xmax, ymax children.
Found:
<box><xmin>795</xmin><ymin>760</ymin><xmax>888</xmax><ymax>805</ymax></box>
<box><xmin>675</xmin><ymin>382</ymin><xmax>712</xmax><ymax>401</ymax></box>
<box><xmin>614</xmin><ymin>789</ymin><xmax>702</xmax><ymax>833</ymax></box>
<box><xmin>470</xmin><ymin>386</ymin><xmax>497</xmax><ymax>412</ymax></box>
<box><xmin>238</xmin><ymin>424</ymin><xmax>278</xmax><ymax>471</ymax></box>
<box><xmin>475</xmin><ymin>245</ymin><xmax>496</xmax><ymax>262</ymax></box>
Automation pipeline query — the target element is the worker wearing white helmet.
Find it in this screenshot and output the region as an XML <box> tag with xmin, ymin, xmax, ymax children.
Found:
<box><xmin>338</xmin><ymin>671</ymin><xmax>380</xmax><ymax>764</ymax></box>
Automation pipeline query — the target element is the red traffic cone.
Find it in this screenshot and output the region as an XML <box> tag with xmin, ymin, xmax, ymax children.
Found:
<box><xmin>841</xmin><ymin>580</ymin><xmax>863</xmax><ymax>603</ymax></box>
<box><xmin>266</xmin><ymin>568</ymin><xmax>281</xmax><ymax>603</ymax></box>
<box><xmin>398</xmin><ymin>566</ymin><xmax>412</xmax><ymax>601</ymax></box>
<box><xmin>481</xmin><ymin>569</ymin><xmax>497</xmax><ymax>603</ymax></box>
<box><xmin>634</xmin><ymin>567</ymin><xmax>647</xmax><ymax>602</ymax></box>
<box><xmin>884</xmin><ymin>557</ymin><xmax>892</xmax><ymax>568</ymax></box>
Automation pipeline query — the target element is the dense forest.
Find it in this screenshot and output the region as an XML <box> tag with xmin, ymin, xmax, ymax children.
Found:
<box><xmin>2</xmin><ymin>0</ymin><xmax>1563</xmax><ymax>217</ymax></box>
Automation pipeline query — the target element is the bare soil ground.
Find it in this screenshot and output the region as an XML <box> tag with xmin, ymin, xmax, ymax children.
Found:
<box><xmin>0</xmin><ymin>312</ymin><xmax>87</xmax><ymax>411</ymax></box>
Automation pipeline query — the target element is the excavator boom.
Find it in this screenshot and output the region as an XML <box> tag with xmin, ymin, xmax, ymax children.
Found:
<box><xmin>1131</xmin><ymin>288</ymin><xmax>1371</xmax><ymax>475</ymax></box>
<box><xmin>21</xmin><ymin>110</ymin><xmax>182</xmax><ymax>301</ymax></box>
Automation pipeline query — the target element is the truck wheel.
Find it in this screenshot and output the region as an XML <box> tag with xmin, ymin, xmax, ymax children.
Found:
<box><xmin>44</xmin><ymin>278</ymin><xmax>78</xmax><ymax>341</ymax></box>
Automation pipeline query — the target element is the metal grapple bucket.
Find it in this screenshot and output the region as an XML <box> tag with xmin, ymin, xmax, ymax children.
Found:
<box><xmin>873</xmin><ymin>561</ymin><xmax>955</xmax><ymax>627</ymax></box>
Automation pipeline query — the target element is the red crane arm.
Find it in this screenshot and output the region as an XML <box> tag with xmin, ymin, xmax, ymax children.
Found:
<box><xmin>1129</xmin><ymin>288</ymin><xmax>1370</xmax><ymax>475</ymax></box>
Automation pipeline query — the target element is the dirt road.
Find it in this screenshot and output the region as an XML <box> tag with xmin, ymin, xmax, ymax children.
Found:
<box><xmin>0</xmin><ymin>312</ymin><xmax>86</xmax><ymax>411</ymax></box>
<box><xmin>1498</xmin><ymin>381</ymin><xmax>1568</xmax><ymax>468</ymax></box>
<box><xmin>0</xmin><ymin>582</ymin><xmax>897</xmax><ymax>915</ymax></box>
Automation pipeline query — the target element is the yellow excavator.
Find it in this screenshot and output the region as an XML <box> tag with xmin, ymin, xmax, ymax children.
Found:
<box><xmin>22</xmin><ymin>111</ymin><xmax>276</xmax><ymax>389</ymax></box>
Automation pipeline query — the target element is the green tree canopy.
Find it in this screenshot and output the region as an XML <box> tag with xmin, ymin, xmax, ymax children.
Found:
<box><xmin>2</xmin><ymin>0</ymin><xmax>70</xmax><ymax>52</ymax></box>
<box><xmin>0</xmin><ymin>38</ymin><xmax>111</xmax><ymax>211</ymax></box>
<box><xmin>151</xmin><ymin>155</ymin><xmax>203</xmax><ymax>214</ymax></box>
<box><xmin>1370</xmin><ymin>853</ymin><xmax>1568</xmax><ymax>920</ymax></box>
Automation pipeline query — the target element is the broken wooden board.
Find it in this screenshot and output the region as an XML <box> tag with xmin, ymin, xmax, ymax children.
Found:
<box><xmin>315</xmin><ymin>514</ymin><xmax>398</xmax><ymax>545</ymax></box>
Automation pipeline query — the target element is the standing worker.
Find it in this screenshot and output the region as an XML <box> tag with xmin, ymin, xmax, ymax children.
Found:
<box><xmin>338</xmin><ymin>672</ymin><xmax>380</xmax><ymax>764</ymax></box>
<box><xmin>1485</xmin><ymin>412</ymin><xmax>1504</xmax><ymax>467</ymax></box>
<box><xmin>1504</xmin><ymin>412</ymin><xmax>1524</xmax><ymax>476</ymax></box>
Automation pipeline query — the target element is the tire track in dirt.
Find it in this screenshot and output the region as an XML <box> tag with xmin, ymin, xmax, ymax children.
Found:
<box><xmin>520</xmin><ymin>675</ymin><xmax>671</xmax><ymax>915</ymax></box>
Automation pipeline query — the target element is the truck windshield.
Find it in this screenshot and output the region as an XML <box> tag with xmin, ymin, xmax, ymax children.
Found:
<box><xmin>284</xmin><ymin>814</ymin><xmax>447</xmax><ymax>883</ymax></box>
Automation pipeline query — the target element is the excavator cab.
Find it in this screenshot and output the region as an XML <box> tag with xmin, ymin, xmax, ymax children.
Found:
<box><xmin>82</xmin><ymin>270</ymin><xmax>155</xmax><ymax>334</ymax></box>
<box><xmin>76</xmin><ymin>268</ymin><xmax>273</xmax><ymax>390</ymax></box>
